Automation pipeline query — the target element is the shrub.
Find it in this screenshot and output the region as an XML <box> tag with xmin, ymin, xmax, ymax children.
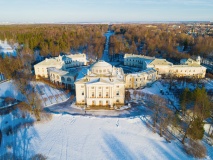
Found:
<box><xmin>184</xmin><ymin>139</ymin><xmax>206</xmax><ymax>158</ymax></box>
<box><xmin>30</xmin><ymin>153</ymin><xmax>47</xmax><ymax>160</ymax></box>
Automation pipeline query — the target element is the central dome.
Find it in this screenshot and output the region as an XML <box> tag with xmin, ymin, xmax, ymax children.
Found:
<box><xmin>92</xmin><ymin>60</ymin><xmax>112</xmax><ymax>68</ymax></box>
<box><xmin>90</xmin><ymin>60</ymin><xmax>112</xmax><ymax>74</ymax></box>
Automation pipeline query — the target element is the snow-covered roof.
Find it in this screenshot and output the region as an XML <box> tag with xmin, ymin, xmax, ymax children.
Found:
<box><xmin>148</xmin><ymin>59</ymin><xmax>173</xmax><ymax>66</ymax></box>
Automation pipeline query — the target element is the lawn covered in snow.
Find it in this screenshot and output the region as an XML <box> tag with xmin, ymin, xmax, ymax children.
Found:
<box><xmin>0</xmin><ymin>113</ymin><xmax>198</xmax><ymax>160</ymax></box>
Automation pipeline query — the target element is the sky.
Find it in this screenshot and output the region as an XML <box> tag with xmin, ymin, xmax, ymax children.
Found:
<box><xmin>0</xmin><ymin>0</ymin><xmax>212</xmax><ymax>23</ymax></box>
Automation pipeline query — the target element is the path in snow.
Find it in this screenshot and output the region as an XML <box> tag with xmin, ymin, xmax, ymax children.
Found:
<box><xmin>101</xmin><ymin>30</ymin><xmax>114</xmax><ymax>62</ymax></box>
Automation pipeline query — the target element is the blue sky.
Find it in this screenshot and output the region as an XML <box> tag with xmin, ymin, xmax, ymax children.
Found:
<box><xmin>0</xmin><ymin>0</ymin><xmax>212</xmax><ymax>23</ymax></box>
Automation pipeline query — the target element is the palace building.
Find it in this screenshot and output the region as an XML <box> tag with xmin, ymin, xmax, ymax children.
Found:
<box><xmin>75</xmin><ymin>60</ymin><xmax>125</xmax><ymax>108</ymax></box>
<box><xmin>125</xmin><ymin>68</ymin><xmax>157</xmax><ymax>89</ymax></box>
<box><xmin>34</xmin><ymin>53</ymin><xmax>87</xmax><ymax>79</ymax></box>
<box><xmin>124</xmin><ymin>54</ymin><xmax>206</xmax><ymax>78</ymax></box>
<box><xmin>34</xmin><ymin>53</ymin><xmax>206</xmax><ymax>109</ymax></box>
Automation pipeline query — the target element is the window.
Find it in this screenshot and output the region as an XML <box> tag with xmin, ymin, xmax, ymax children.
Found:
<box><xmin>136</xmin><ymin>79</ymin><xmax>137</xmax><ymax>81</ymax></box>
<box><xmin>92</xmin><ymin>92</ymin><xmax>94</xmax><ymax>97</ymax></box>
<box><xmin>116</xmin><ymin>99</ymin><xmax>119</xmax><ymax>103</ymax></box>
<box><xmin>106</xmin><ymin>87</ymin><xmax>108</xmax><ymax>89</ymax></box>
<box><xmin>116</xmin><ymin>85</ymin><xmax>119</xmax><ymax>88</ymax></box>
<box><xmin>99</xmin><ymin>92</ymin><xmax>101</xmax><ymax>97</ymax></box>
<box><xmin>99</xmin><ymin>87</ymin><xmax>101</xmax><ymax>89</ymax></box>
<box><xmin>116</xmin><ymin>91</ymin><xmax>119</xmax><ymax>96</ymax></box>
<box><xmin>106</xmin><ymin>92</ymin><xmax>109</xmax><ymax>97</ymax></box>
<box><xmin>82</xmin><ymin>92</ymin><xmax>84</xmax><ymax>95</ymax></box>
<box><xmin>82</xmin><ymin>100</ymin><xmax>85</xmax><ymax>102</ymax></box>
<box><xmin>106</xmin><ymin>100</ymin><xmax>109</xmax><ymax>104</ymax></box>
<box><xmin>92</xmin><ymin>100</ymin><xmax>95</xmax><ymax>105</ymax></box>
<box><xmin>91</xmin><ymin>87</ymin><xmax>94</xmax><ymax>89</ymax></box>
<box><xmin>99</xmin><ymin>101</ymin><xmax>102</xmax><ymax>105</ymax></box>
<box><xmin>81</xmin><ymin>85</ymin><xmax>84</xmax><ymax>88</ymax></box>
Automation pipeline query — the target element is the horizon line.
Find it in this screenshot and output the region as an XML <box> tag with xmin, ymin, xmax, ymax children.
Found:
<box><xmin>0</xmin><ymin>20</ymin><xmax>212</xmax><ymax>25</ymax></box>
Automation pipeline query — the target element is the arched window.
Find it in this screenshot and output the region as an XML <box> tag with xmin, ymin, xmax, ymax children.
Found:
<box><xmin>62</xmin><ymin>77</ymin><xmax>65</xmax><ymax>81</ymax></box>
<box><xmin>56</xmin><ymin>75</ymin><xmax>59</xmax><ymax>79</ymax></box>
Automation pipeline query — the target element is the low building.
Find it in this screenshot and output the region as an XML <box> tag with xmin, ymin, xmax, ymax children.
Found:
<box><xmin>125</xmin><ymin>68</ymin><xmax>157</xmax><ymax>89</ymax></box>
<box><xmin>124</xmin><ymin>54</ymin><xmax>154</xmax><ymax>69</ymax></box>
<box><xmin>0</xmin><ymin>40</ymin><xmax>17</xmax><ymax>57</ymax></box>
<box><xmin>48</xmin><ymin>68</ymin><xmax>77</xmax><ymax>90</ymax></box>
<box><xmin>75</xmin><ymin>60</ymin><xmax>125</xmax><ymax>108</ymax></box>
<box><xmin>34</xmin><ymin>53</ymin><xmax>87</xmax><ymax>79</ymax></box>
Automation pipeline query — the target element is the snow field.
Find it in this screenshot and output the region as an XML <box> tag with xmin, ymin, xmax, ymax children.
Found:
<box><xmin>28</xmin><ymin>114</ymin><xmax>193</xmax><ymax>160</ymax></box>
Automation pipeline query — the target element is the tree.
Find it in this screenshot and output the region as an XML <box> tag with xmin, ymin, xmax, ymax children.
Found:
<box><xmin>187</xmin><ymin>117</ymin><xmax>205</xmax><ymax>140</ymax></box>
<box><xmin>180</xmin><ymin>88</ymin><xmax>190</xmax><ymax>115</ymax></box>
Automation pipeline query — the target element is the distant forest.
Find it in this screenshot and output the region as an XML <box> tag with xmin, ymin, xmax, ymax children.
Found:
<box><xmin>0</xmin><ymin>24</ymin><xmax>213</xmax><ymax>61</ymax></box>
<box><xmin>110</xmin><ymin>24</ymin><xmax>213</xmax><ymax>61</ymax></box>
<box><xmin>0</xmin><ymin>24</ymin><xmax>108</xmax><ymax>59</ymax></box>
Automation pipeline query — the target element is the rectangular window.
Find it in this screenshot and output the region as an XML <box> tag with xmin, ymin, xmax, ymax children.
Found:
<box><xmin>99</xmin><ymin>92</ymin><xmax>101</xmax><ymax>97</ymax></box>
<box><xmin>106</xmin><ymin>92</ymin><xmax>109</xmax><ymax>97</ymax></box>
<box><xmin>82</xmin><ymin>92</ymin><xmax>84</xmax><ymax>95</ymax></box>
<box><xmin>92</xmin><ymin>92</ymin><xmax>94</xmax><ymax>97</ymax></box>
<box><xmin>116</xmin><ymin>91</ymin><xmax>119</xmax><ymax>96</ymax></box>
<box><xmin>116</xmin><ymin>99</ymin><xmax>119</xmax><ymax>103</ymax></box>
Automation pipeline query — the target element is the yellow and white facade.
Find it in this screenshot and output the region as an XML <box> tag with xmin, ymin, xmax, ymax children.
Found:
<box><xmin>124</xmin><ymin>54</ymin><xmax>206</xmax><ymax>78</ymax></box>
<box><xmin>75</xmin><ymin>60</ymin><xmax>125</xmax><ymax>108</ymax></box>
<box><xmin>34</xmin><ymin>53</ymin><xmax>87</xmax><ymax>79</ymax></box>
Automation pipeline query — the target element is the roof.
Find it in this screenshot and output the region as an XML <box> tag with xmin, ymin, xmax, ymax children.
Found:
<box><xmin>66</xmin><ymin>53</ymin><xmax>86</xmax><ymax>58</ymax></box>
<box><xmin>148</xmin><ymin>59</ymin><xmax>173</xmax><ymax>66</ymax></box>
<box><xmin>48</xmin><ymin>67</ymin><xmax>68</xmax><ymax>76</ymax></box>
<box><xmin>126</xmin><ymin>68</ymin><xmax>156</xmax><ymax>77</ymax></box>
<box><xmin>34</xmin><ymin>58</ymin><xmax>62</xmax><ymax>67</ymax></box>
<box><xmin>91</xmin><ymin>60</ymin><xmax>112</xmax><ymax>68</ymax></box>
<box><xmin>173</xmin><ymin>64</ymin><xmax>206</xmax><ymax>68</ymax></box>
<box><xmin>124</xmin><ymin>54</ymin><xmax>154</xmax><ymax>60</ymax></box>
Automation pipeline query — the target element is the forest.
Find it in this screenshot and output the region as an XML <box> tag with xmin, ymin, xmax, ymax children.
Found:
<box><xmin>0</xmin><ymin>24</ymin><xmax>108</xmax><ymax>59</ymax></box>
<box><xmin>109</xmin><ymin>24</ymin><xmax>213</xmax><ymax>62</ymax></box>
<box><xmin>0</xmin><ymin>24</ymin><xmax>213</xmax><ymax>62</ymax></box>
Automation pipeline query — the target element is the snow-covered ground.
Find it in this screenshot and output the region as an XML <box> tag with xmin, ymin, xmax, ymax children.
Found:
<box><xmin>1</xmin><ymin>113</ymin><xmax>205</xmax><ymax>160</ymax></box>
<box><xmin>1</xmin><ymin>78</ymin><xmax>213</xmax><ymax>159</ymax></box>
<box><xmin>0</xmin><ymin>80</ymin><xmax>23</xmax><ymax>101</ymax></box>
<box><xmin>35</xmin><ymin>82</ymin><xmax>70</xmax><ymax>107</ymax></box>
